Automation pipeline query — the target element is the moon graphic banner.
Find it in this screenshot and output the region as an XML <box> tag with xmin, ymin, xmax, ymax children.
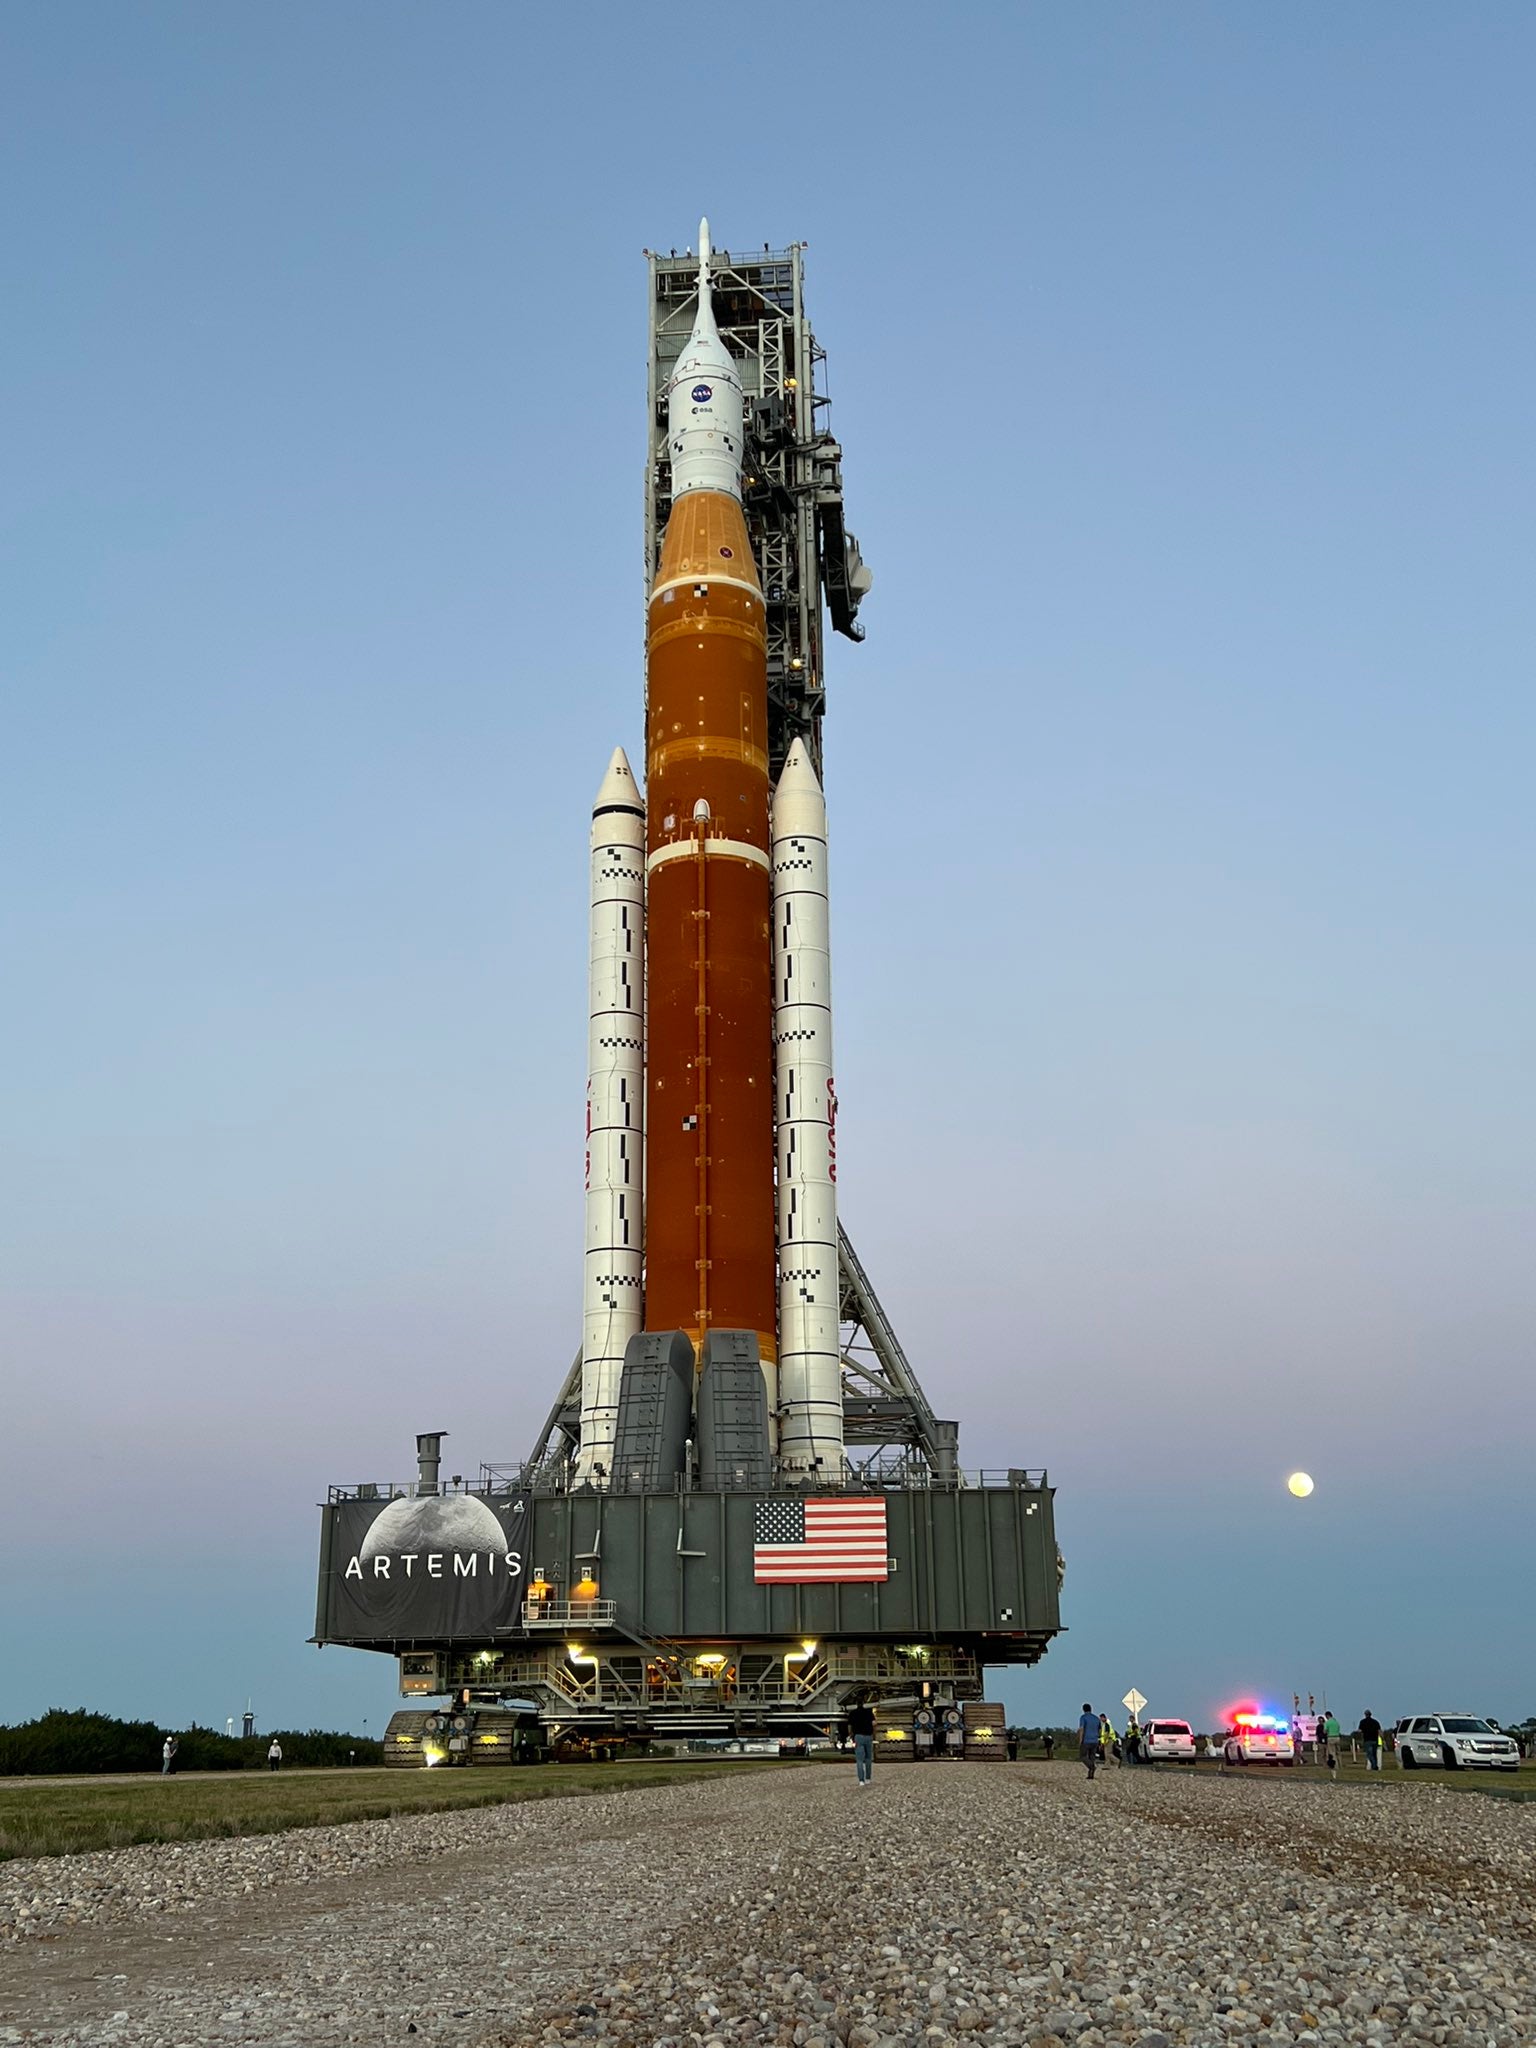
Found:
<box><xmin>315</xmin><ymin>1492</ymin><xmax>532</xmax><ymax>1644</ymax></box>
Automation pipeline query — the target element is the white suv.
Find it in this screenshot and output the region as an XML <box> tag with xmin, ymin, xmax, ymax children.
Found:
<box><xmin>1396</xmin><ymin>1714</ymin><xmax>1519</xmax><ymax>1772</ymax></box>
<box><xmin>1142</xmin><ymin>1718</ymin><xmax>1196</xmax><ymax>1762</ymax></box>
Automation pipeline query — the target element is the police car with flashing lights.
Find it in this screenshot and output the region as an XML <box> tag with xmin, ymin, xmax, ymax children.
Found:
<box><xmin>1394</xmin><ymin>1713</ymin><xmax>1520</xmax><ymax>1771</ymax></box>
<box><xmin>1223</xmin><ymin>1713</ymin><xmax>1296</xmax><ymax>1766</ymax></box>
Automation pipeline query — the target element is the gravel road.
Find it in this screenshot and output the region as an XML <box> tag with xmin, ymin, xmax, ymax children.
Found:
<box><xmin>2</xmin><ymin>1762</ymin><xmax>1532</xmax><ymax>2047</ymax></box>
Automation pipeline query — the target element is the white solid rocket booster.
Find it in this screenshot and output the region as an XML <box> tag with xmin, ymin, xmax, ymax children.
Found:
<box><xmin>575</xmin><ymin>747</ymin><xmax>646</xmax><ymax>1486</ymax></box>
<box><xmin>772</xmin><ymin>739</ymin><xmax>846</xmax><ymax>1478</ymax></box>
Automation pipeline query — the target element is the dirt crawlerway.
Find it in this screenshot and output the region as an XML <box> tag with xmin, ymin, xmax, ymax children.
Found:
<box><xmin>2</xmin><ymin>1763</ymin><xmax>1533</xmax><ymax>2047</ymax></box>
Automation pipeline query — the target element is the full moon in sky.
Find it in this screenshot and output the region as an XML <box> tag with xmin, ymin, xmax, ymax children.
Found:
<box><xmin>1287</xmin><ymin>1471</ymin><xmax>1315</xmax><ymax>1499</ymax></box>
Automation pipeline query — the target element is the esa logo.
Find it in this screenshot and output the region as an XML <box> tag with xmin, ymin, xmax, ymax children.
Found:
<box><xmin>691</xmin><ymin>383</ymin><xmax>713</xmax><ymax>403</ymax></box>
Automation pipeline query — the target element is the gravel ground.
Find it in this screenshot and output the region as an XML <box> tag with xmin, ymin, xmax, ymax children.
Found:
<box><xmin>1</xmin><ymin>1761</ymin><xmax>1532</xmax><ymax>2047</ymax></box>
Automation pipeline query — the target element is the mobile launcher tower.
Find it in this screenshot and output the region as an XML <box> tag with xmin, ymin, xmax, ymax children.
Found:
<box><xmin>314</xmin><ymin>226</ymin><xmax>1061</xmax><ymax>1759</ymax></box>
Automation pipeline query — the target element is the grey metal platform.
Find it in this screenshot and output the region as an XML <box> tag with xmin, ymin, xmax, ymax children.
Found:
<box><xmin>314</xmin><ymin>1470</ymin><xmax>1059</xmax><ymax>1734</ymax></box>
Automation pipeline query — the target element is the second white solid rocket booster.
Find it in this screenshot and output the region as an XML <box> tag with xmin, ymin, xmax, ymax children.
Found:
<box><xmin>772</xmin><ymin>739</ymin><xmax>845</xmax><ymax>1477</ymax></box>
<box><xmin>575</xmin><ymin>747</ymin><xmax>646</xmax><ymax>1486</ymax></box>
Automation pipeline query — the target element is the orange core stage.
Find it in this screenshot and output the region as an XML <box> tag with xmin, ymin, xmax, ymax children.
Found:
<box><xmin>644</xmin><ymin>488</ymin><xmax>778</xmax><ymax>1365</ymax></box>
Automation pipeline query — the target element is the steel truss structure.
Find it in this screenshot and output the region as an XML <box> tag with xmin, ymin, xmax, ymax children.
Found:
<box><xmin>398</xmin><ymin>1639</ymin><xmax>983</xmax><ymax>1733</ymax></box>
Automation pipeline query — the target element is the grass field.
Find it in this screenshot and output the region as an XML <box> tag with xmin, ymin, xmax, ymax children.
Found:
<box><xmin>1218</xmin><ymin>1757</ymin><xmax>1536</xmax><ymax>1799</ymax></box>
<box><xmin>0</xmin><ymin>1760</ymin><xmax>782</xmax><ymax>1863</ymax></box>
<box><xmin>1021</xmin><ymin>1751</ymin><xmax>1536</xmax><ymax>1799</ymax></box>
<box><xmin>8</xmin><ymin>1750</ymin><xmax>1531</xmax><ymax>1862</ymax></box>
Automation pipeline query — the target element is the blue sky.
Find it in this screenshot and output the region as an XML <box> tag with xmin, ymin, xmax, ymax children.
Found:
<box><xmin>4</xmin><ymin>3</ymin><xmax>1533</xmax><ymax>1739</ymax></box>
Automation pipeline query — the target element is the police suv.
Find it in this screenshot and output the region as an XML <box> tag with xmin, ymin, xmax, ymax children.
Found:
<box><xmin>1223</xmin><ymin>1712</ymin><xmax>1296</xmax><ymax>1766</ymax></box>
<box><xmin>1395</xmin><ymin>1714</ymin><xmax>1519</xmax><ymax>1771</ymax></box>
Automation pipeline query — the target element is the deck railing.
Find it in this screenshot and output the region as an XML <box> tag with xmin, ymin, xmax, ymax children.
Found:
<box><xmin>327</xmin><ymin>1467</ymin><xmax>1049</xmax><ymax>1505</ymax></box>
<box><xmin>520</xmin><ymin>1598</ymin><xmax>617</xmax><ymax>1631</ymax></box>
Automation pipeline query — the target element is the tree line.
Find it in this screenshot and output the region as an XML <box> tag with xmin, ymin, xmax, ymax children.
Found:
<box><xmin>0</xmin><ymin>1708</ymin><xmax>384</xmax><ymax>1774</ymax></box>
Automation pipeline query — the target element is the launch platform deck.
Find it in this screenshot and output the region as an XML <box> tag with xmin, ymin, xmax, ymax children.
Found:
<box><xmin>314</xmin><ymin>1468</ymin><xmax>1059</xmax><ymax>1734</ymax></box>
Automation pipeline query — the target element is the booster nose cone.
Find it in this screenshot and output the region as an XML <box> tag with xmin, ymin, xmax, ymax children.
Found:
<box><xmin>772</xmin><ymin>737</ymin><xmax>825</xmax><ymax>834</ymax></box>
<box><xmin>593</xmin><ymin>746</ymin><xmax>643</xmax><ymax>817</ymax></box>
<box><xmin>665</xmin><ymin>215</ymin><xmax>743</xmax><ymax>501</ymax></box>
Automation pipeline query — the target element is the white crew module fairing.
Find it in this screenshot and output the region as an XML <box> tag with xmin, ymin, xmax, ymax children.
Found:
<box><xmin>664</xmin><ymin>219</ymin><xmax>745</xmax><ymax>502</ymax></box>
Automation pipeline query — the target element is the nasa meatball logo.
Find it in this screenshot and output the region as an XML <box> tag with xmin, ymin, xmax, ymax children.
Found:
<box><xmin>691</xmin><ymin>382</ymin><xmax>713</xmax><ymax>403</ymax></box>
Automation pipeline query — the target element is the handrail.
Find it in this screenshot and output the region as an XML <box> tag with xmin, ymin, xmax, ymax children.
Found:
<box><xmin>331</xmin><ymin>1468</ymin><xmax>1050</xmax><ymax>1502</ymax></box>
<box><xmin>521</xmin><ymin>1598</ymin><xmax>617</xmax><ymax>1630</ymax></box>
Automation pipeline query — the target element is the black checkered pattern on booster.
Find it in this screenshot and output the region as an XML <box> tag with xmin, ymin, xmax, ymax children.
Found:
<box><xmin>755</xmin><ymin>1499</ymin><xmax>806</xmax><ymax>1544</ymax></box>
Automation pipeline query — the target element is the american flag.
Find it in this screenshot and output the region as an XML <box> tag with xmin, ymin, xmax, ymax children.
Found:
<box><xmin>753</xmin><ymin>1496</ymin><xmax>889</xmax><ymax>1583</ymax></box>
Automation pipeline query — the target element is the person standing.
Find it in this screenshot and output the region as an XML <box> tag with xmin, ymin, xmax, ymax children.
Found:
<box><xmin>267</xmin><ymin>1738</ymin><xmax>283</xmax><ymax>1774</ymax></box>
<box><xmin>1320</xmin><ymin>1712</ymin><xmax>1339</xmax><ymax>1767</ymax></box>
<box><xmin>1359</xmin><ymin>1710</ymin><xmax>1382</xmax><ymax>1772</ymax></box>
<box><xmin>1078</xmin><ymin>1703</ymin><xmax>1102</xmax><ymax>1780</ymax></box>
<box><xmin>161</xmin><ymin>1734</ymin><xmax>177</xmax><ymax>1776</ymax></box>
<box><xmin>1124</xmin><ymin>1716</ymin><xmax>1143</xmax><ymax>1766</ymax></box>
<box><xmin>846</xmin><ymin>1700</ymin><xmax>875</xmax><ymax>1786</ymax></box>
<box><xmin>1042</xmin><ymin>1730</ymin><xmax>1056</xmax><ymax>1763</ymax></box>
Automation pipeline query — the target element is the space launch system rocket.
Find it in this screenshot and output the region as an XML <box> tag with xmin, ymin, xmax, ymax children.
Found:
<box><xmin>312</xmin><ymin>219</ymin><xmax>1066</xmax><ymax>1724</ymax></box>
<box><xmin>575</xmin><ymin>222</ymin><xmax>845</xmax><ymax>1489</ymax></box>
